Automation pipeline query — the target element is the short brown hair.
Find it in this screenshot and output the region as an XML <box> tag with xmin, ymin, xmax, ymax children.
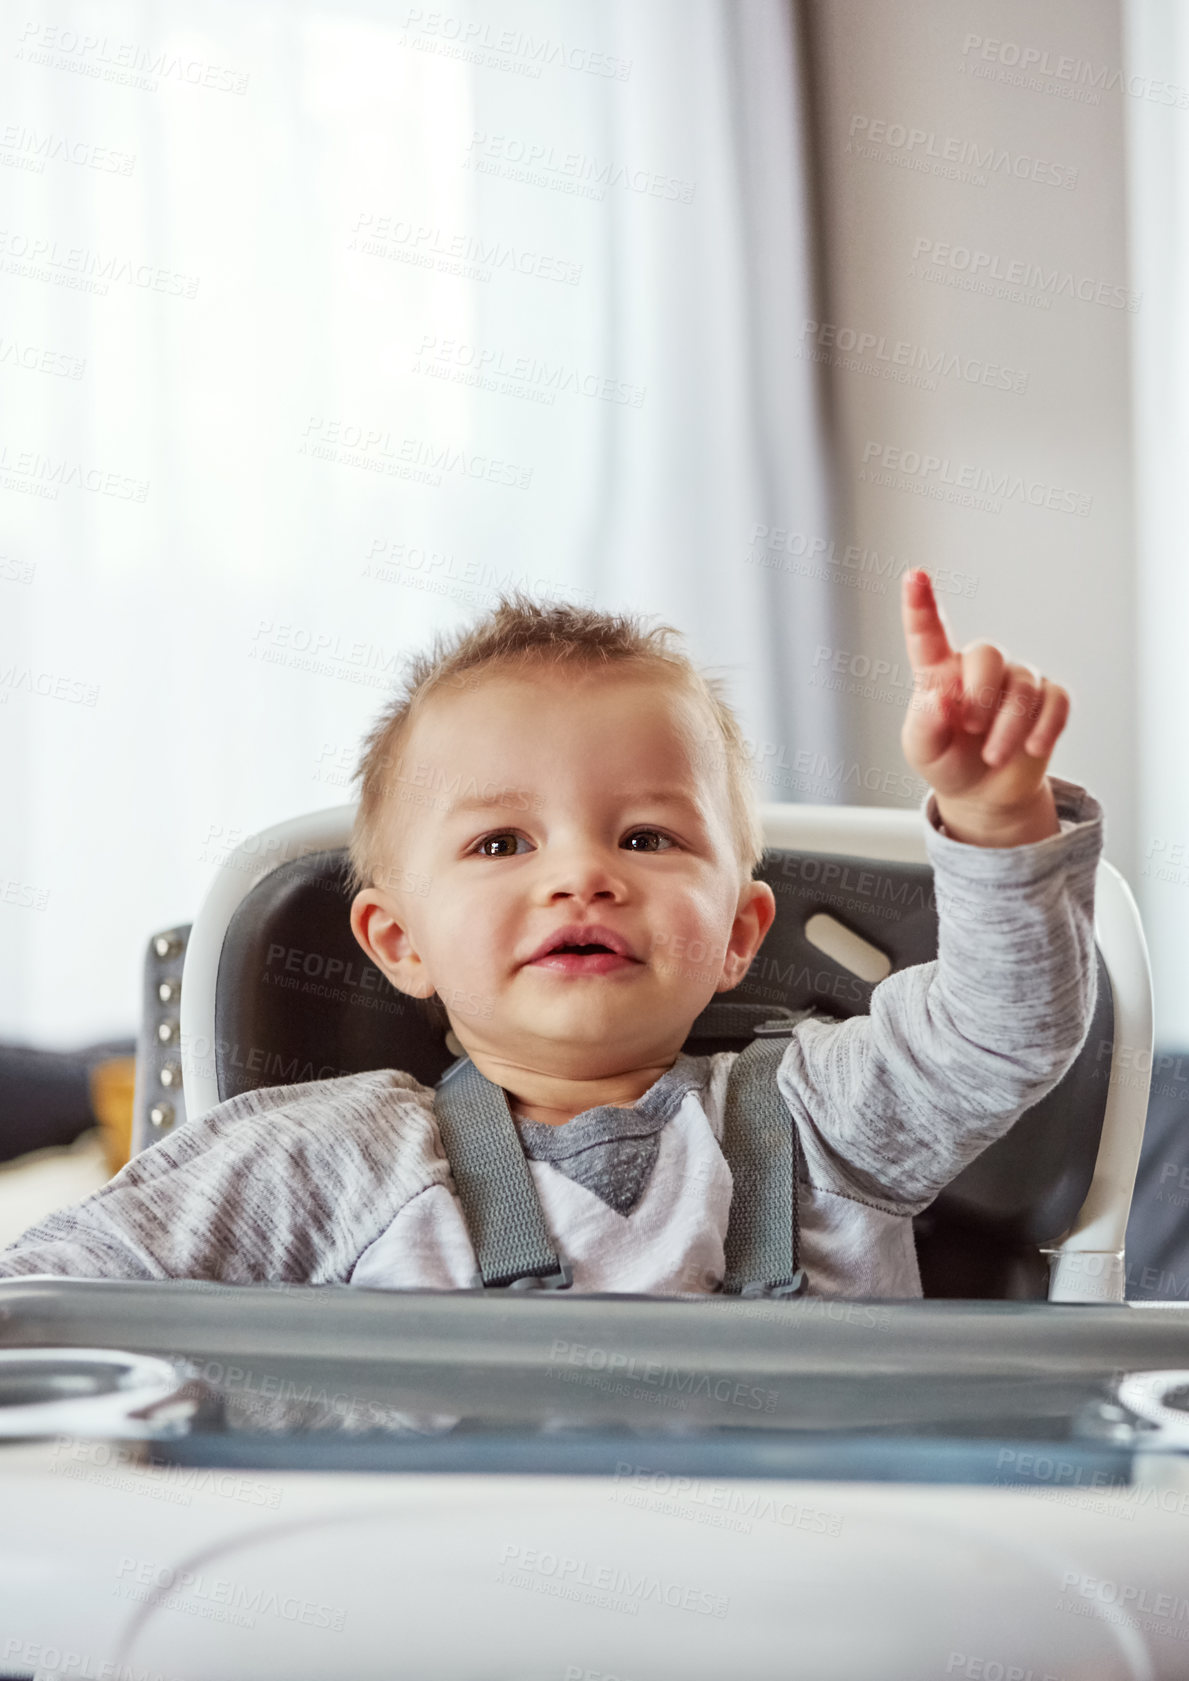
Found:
<box><xmin>346</xmin><ymin>590</ymin><xmax>764</xmax><ymax>897</ymax></box>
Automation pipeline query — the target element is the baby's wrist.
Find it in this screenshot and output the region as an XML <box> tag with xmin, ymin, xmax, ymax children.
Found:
<box><xmin>932</xmin><ymin>781</ymin><xmax>1060</xmax><ymax>848</ymax></box>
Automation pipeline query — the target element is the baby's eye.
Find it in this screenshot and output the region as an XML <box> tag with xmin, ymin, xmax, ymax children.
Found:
<box><xmin>472</xmin><ymin>829</ymin><xmax>674</xmax><ymax>857</ymax></box>
<box><xmin>474</xmin><ymin>831</ymin><xmax>530</xmax><ymax>857</ymax></box>
<box><xmin>624</xmin><ymin>829</ymin><xmax>674</xmax><ymax>852</ymax></box>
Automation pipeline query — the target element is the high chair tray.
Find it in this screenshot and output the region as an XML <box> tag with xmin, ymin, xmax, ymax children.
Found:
<box><xmin>4</xmin><ymin>1282</ymin><xmax>1189</xmax><ymax>1680</ymax></box>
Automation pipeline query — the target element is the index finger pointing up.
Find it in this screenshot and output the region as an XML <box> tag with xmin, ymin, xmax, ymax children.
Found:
<box><xmin>900</xmin><ymin>569</ymin><xmax>954</xmax><ymax>673</ymax></box>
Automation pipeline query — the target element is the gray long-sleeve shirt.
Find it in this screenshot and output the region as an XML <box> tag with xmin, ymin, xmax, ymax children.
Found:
<box><xmin>0</xmin><ymin>777</ymin><xmax>1104</xmax><ymax>1297</ymax></box>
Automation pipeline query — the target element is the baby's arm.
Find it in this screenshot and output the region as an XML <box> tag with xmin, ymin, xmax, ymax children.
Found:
<box><xmin>778</xmin><ymin>774</ymin><xmax>1102</xmax><ymax>1209</ymax></box>
<box><xmin>777</xmin><ymin>571</ymin><xmax>1101</xmax><ymax>1208</ymax></box>
<box><xmin>0</xmin><ymin>1070</ymin><xmax>443</xmax><ymax>1282</ymax></box>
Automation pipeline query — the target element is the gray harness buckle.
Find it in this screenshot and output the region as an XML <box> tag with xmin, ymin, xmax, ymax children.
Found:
<box><xmin>467</xmin><ymin>1264</ymin><xmax>575</xmax><ymax>1291</ymax></box>
<box><xmin>741</xmin><ymin>1268</ymin><xmax>807</xmax><ymax>1299</ymax></box>
<box><xmin>503</xmin><ymin>1259</ymin><xmax>573</xmax><ymax>1291</ymax></box>
<box><xmin>466</xmin><ymin>1259</ymin><xmax>572</xmax><ymax>1291</ymax></box>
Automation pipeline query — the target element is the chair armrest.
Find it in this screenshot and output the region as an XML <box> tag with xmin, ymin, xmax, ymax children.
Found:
<box><xmin>1045</xmin><ymin>861</ymin><xmax>1154</xmax><ymax>1302</ymax></box>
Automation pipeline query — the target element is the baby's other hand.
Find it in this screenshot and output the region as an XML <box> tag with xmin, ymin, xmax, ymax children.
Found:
<box><xmin>899</xmin><ymin>570</ymin><xmax>1068</xmax><ymax>846</ymax></box>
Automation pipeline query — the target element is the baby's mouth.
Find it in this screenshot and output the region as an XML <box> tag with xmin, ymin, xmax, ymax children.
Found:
<box><xmin>523</xmin><ymin>923</ymin><xmax>642</xmax><ymax>969</ymax></box>
<box><xmin>528</xmin><ymin>947</ymin><xmax>641</xmax><ymax>974</ymax></box>
<box><xmin>525</xmin><ymin>936</ymin><xmax>643</xmax><ymax>977</ymax></box>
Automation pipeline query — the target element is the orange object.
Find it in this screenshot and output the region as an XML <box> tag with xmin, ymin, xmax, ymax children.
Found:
<box><xmin>88</xmin><ymin>1056</ymin><xmax>137</xmax><ymax>1176</ymax></box>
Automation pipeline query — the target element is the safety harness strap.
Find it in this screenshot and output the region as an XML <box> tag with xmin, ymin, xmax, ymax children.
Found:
<box><xmin>720</xmin><ymin>1032</ymin><xmax>805</xmax><ymax>1298</ymax></box>
<box><xmin>433</xmin><ymin>1054</ymin><xmax>571</xmax><ymax>1289</ymax></box>
<box><xmin>432</xmin><ymin>1010</ymin><xmax>809</xmax><ymax>1295</ymax></box>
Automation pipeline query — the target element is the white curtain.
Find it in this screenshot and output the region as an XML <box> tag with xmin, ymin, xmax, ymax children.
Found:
<box><xmin>1123</xmin><ymin>0</ymin><xmax>1189</xmax><ymax>1046</ymax></box>
<box><xmin>0</xmin><ymin>0</ymin><xmax>835</xmax><ymax>1047</ymax></box>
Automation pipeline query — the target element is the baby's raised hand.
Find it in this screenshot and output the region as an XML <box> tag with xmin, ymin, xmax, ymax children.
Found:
<box><xmin>899</xmin><ymin>570</ymin><xmax>1066</xmax><ymax>846</ymax></box>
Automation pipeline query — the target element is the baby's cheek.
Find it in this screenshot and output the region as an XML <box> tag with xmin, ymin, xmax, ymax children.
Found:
<box><xmin>449</xmin><ymin>931</ymin><xmax>510</xmax><ymax>1019</ymax></box>
<box><xmin>649</xmin><ymin>920</ymin><xmax>724</xmax><ymax>986</ymax></box>
<box><xmin>421</xmin><ymin>926</ymin><xmax>477</xmax><ymax>1012</ymax></box>
<box><xmin>437</xmin><ymin>968</ymin><xmax>498</xmax><ymax>1026</ymax></box>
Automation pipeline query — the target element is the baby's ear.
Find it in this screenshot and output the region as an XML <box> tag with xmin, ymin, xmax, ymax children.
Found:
<box><xmin>715</xmin><ymin>880</ymin><xmax>777</xmax><ymax>993</ymax></box>
<box><xmin>349</xmin><ymin>889</ymin><xmax>435</xmax><ymax>999</ymax></box>
<box><xmin>746</xmin><ymin>879</ymin><xmax>777</xmax><ymax>948</ymax></box>
<box><xmin>348</xmin><ymin>888</ymin><xmax>380</xmax><ymax>959</ymax></box>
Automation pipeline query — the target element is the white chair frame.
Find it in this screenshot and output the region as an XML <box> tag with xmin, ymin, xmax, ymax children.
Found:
<box><xmin>179</xmin><ymin>802</ymin><xmax>1154</xmax><ymax>1305</ymax></box>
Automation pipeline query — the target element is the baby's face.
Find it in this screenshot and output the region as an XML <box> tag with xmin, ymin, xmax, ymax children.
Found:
<box><xmin>350</xmin><ymin>666</ymin><xmax>775</xmax><ymax>1076</ymax></box>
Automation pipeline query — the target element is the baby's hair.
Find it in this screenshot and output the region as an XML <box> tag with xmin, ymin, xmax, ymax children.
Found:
<box><xmin>346</xmin><ymin>589</ymin><xmax>764</xmax><ymax>897</ymax></box>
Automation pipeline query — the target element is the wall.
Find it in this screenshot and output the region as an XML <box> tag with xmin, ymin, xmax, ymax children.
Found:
<box><xmin>799</xmin><ymin>0</ymin><xmax>1137</xmax><ymax>885</ymax></box>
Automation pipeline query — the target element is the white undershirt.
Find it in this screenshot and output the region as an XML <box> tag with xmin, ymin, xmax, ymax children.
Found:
<box><xmin>349</xmin><ymin>1091</ymin><xmax>733</xmax><ymax>1295</ymax></box>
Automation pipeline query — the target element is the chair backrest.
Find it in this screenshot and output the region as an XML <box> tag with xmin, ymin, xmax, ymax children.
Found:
<box><xmin>144</xmin><ymin>802</ymin><xmax>1150</xmax><ymax>1300</ymax></box>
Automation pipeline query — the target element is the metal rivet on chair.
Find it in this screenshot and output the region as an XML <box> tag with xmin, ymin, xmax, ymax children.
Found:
<box><xmin>153</xmin><ymin>935</ymin><xmax>183</xmax><ymax>960</ymax></box>
<box><xmin>156</xmin><ymin>1019</ymin><xmax>179</xmax><ymax>1045</ymax></box>
<box><xmin>159</xmin><ymin>1063</ymin><xmax>182</xmax><ymax>1089</ymax></box>
<box><xmin>149</xmin><ymin>1102</ymin><xmax>175</xmax><ymax>1130</ymax></box>
<box><xmin>157</xmin><ymin>979</ymin><xmax>180</xmax><ymax>1004</ymax></box>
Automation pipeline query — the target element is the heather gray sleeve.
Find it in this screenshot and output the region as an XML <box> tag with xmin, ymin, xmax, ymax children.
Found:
<box><xmin>776</xmin><ymin>775</ymin><xmax>1104</xmax><ymax>1213</ymax></box>
<box><xmin>0</xmin><ymin>1070</ymin><xmax>448</xmax><ymax>1282</ymax></box>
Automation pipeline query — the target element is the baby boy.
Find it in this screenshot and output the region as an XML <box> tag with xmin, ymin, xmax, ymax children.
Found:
<box><xmin>0</xmin><ymin>572</ymin><xmax>1102</xmax><ymax>1296</ymax></box>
